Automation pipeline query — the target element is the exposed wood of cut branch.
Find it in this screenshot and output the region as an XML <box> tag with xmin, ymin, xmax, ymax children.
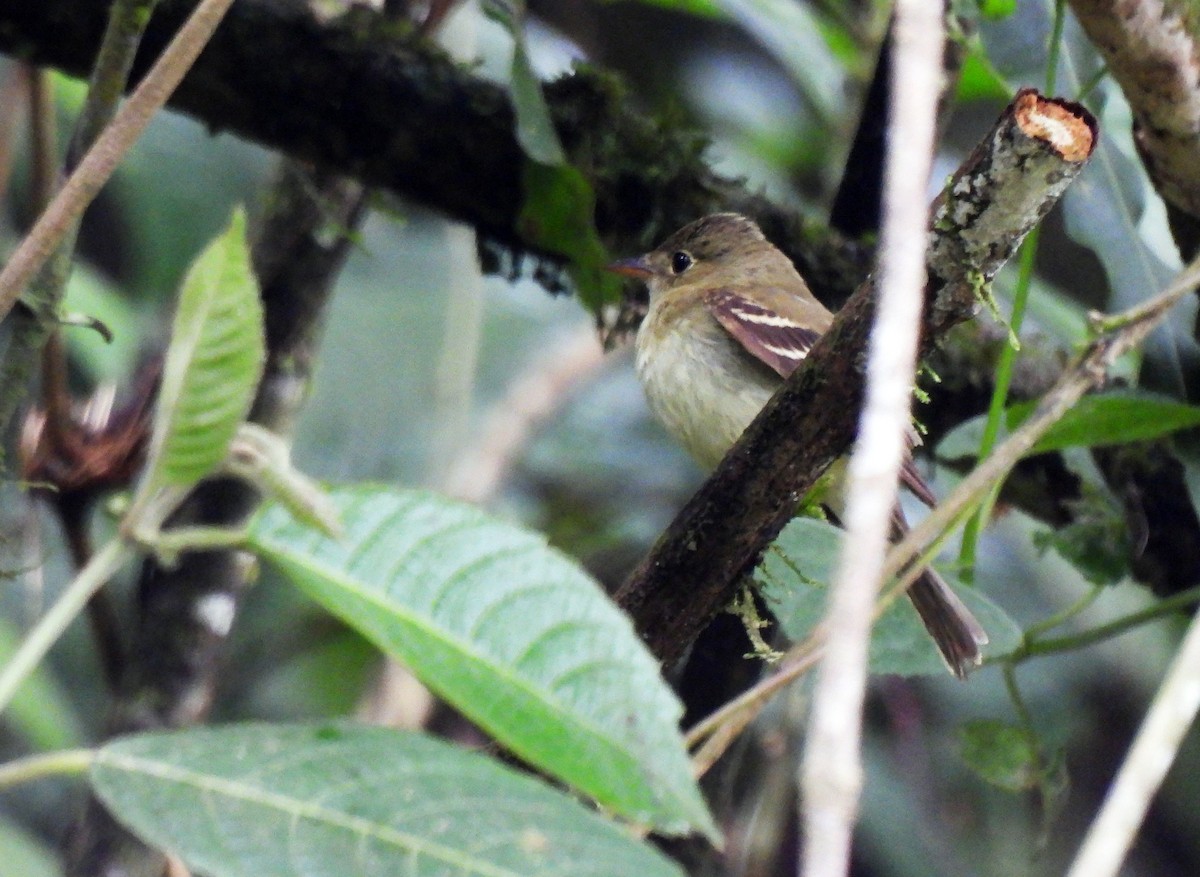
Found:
<box><xmin>616</xmin><ymin>90</ymin><xmax>1097</xmax><ymax>666</ymax></box>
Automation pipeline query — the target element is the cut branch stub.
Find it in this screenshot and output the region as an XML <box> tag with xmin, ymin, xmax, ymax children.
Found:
<box><xmin>928</xmin><ymin>89</ymin><xmax>1097</xmax><ymax>332</ymax></box>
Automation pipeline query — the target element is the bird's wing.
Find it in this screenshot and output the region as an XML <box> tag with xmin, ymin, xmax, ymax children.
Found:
<box><xmin>703</xmin><ymin>288</ymin><xmax>821</xmax><ymax>379</ymax></box>
<box><xmin>703</xmin><ymin>287</ymin><xmax>938</xmax><ymax>508</ymax></box>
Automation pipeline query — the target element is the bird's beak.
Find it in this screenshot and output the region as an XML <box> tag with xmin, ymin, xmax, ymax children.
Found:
<box><xmin>605</xmin><ymin>255</ymin><xmax>654</xmax><ymax>279</ymax></box>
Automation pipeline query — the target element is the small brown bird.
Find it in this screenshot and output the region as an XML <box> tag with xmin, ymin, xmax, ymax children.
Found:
<box><xmin>609</xmin><ymin>213</ymin><xmax>987</xmax><ymax>678</ymax></box>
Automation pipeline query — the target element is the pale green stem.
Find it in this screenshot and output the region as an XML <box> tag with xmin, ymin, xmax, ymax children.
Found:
<box><xmin>0</xmin><ymin>749</ymin><xmax>94</xmax><ymax>791</ymax></box>
<box><xmin>149</xmin><ymin>525</ymin><xmax>249</xmax><ymax>564</ymax></box>
<box><xmin>959</xmin><ymin>225</ymin><xmax>1040</xmax><ymax>579</ymax></box>
<box><xmin>957</xmin><ymin>0</ymin><xmax>1065</xmax><ymax>579</ymax></box>
<box><xmin>0</xmin><ymin>539</ymin><xmax>130</xmax><ymax>716</ymax></box>
<box><xmin>1021</xmin><ymin>585</ymin><xmax>1200</xmax><ymax>658</ymax></box>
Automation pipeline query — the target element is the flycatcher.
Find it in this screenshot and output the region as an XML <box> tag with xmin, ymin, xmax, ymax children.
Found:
<box><xmin>609</xmin><ymin>212</ymin><xmax>987</xmax><ymax>678</ymax></box>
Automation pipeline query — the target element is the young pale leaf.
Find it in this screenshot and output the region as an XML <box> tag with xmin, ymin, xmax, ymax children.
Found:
<box><xmin>144</xmin><ymin>208</ymin><xmax>264</xmax><ymax>489</ymax></box>
<box><xmin>92</xmin><ymin>724</ymin><xmax>685</xmax><ymax>877</ymax></box>
<box><xmin>758</xmin><ymin>518</ymin><xmax>1021</xmax><ymax>676</ymax></box>
<box><xmin>937</xmin><ymin>391</ymin><xmax>1200</xmax><ymax>462</ymax></box>
<box><xmin>245</xmin><ymin>486</ymin><xmax>717</xmax><ymax>841</ymax></box>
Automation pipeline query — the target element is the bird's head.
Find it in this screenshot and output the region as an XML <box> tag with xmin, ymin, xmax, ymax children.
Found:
<box><xmin>607</xmin><ymin>213</ymin><xmax>773</xmax><ymax>298</ymax></box>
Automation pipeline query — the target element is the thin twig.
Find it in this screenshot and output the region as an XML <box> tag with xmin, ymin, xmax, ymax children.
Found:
<box><xmin>24</xmin><ymin>0</ymin><xmax>161</xmax><ymax>687</ymax></box>
<box><xmin>27</xmin><ymin>70</ymin><xmax>58</xmax><ymax>210</ymax></box>
<box><xmin>799</xmin><ymin>1</ymin><xmax>943</xmax><ymax>874</ymax></box>
<box><xmin>1065</xmin><ymin>601</ymin><xmax>1200</xmax><ymax>877</ymax></box>
<box><xmin>0</xmin><ymin>0</ymin><xmax>236</xmax><ymax>322</ymax></box>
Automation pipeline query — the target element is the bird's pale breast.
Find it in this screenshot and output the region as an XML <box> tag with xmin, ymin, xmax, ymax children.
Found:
<box><xmin>635</xmin><ymin>305</ymin><xmax>776</xmax><ymax>470</ymax></box>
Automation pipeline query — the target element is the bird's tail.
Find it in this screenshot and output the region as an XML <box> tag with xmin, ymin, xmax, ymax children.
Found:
<box><xmin>905</xmin><ymin>563</ymin><xmax>988</xmax><ymax>679</ymax></box>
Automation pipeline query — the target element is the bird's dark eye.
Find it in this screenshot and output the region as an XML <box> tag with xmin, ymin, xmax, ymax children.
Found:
<box><xmin>670</xmin><ymin>251</ymin><xmax>693</xmax><ymax>274</ymax></box>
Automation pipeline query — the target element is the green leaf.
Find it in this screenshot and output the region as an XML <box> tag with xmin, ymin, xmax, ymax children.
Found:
<box><xmin>1028</xmin><ymin>393</ymin><xmax>1200</xmax><ymax>454</ymax></box>
<box><xmin>977</xmin><ymin>0</ymin><xmax>1017</xmax><ymax>19</ymax></box>
<box><xmin>1031</xmin><ymin>475</ymin><xmax>1130</xmax><ymax>585</ymax></box>
<box><xmin>938</xmin><ymin>391</ymin><xmax>1200</xmax><ymax>461</ymax></box>
<box><xmin>484</xmin><ymin>2</ymin><xmax>620</xmax><ymax>311</ymax></box>
<box><xmin>757</xmin><ymin>518</ymin><xmax>1021</xmax><ymax>676</ymax></box>
<box><xmin>92</xmin><ymin>724</ymin><xmax>686</xmax><ymax>877</ymax></box>
<box><xmin>958</xmin><ymin>719</ymin><xmax>1039</xmax><ymax>791</ymax></box>
<box><xmin>956</xmin><ymin>40</ymin><xmax>1012</xmax><ymax>102</ymax></box>
<box><xmin>245</xmin><ymin>486</ymin><xmax>716</xmax><ymax>841</ymax></box>
<box><xmin>484</xmin><ymin>1</ymin><xmax>566</xmax><ymax>166</ymax></box>
<box><xmin>595</xmin><ymin>0</ymin><xmax>723</xmax><ymax>15</ymax></box>
<box><xmin>712</xmin><ymin>0</ymin><xmax>846</xmax><ymax>122</ymax></box>
<box><xmin>143</xmin><ymin>208</ymin><xmax>264</xmax><ymax>489</ymax></box>
<box><xmin>518</xmin><ymin>163</ymin><xmax>622</xmax><ymax>311</ymax></box>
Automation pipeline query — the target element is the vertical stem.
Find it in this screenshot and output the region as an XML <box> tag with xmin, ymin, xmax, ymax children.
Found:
<box><xmin>958</xmin><ymin>0</ymin><xmax>1063</xmax><ymax>578</ymax></box>
<box><xmin>957</xmin><ymin>227</ymin><xmax>1040</xmax><ymax>578</ymax></box>
<box><xmin>799</xmin><ymin>0</ymin><xmax>943</xmax><ymax>874</ymax></box>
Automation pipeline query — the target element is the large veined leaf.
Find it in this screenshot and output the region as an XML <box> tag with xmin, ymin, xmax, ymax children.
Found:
<box><xmin>143</xmin><ymin>208</ymin><xmax>264</xmax><ymax>489</ymax></box>
<box><xmin>245</xmin><ymin>486</ymin><xmax>716</xmax><ymax>841</ymax></box>
<box><xmin>91</xmin><ymin>724</ymin><xmax>685</xmax><ymax>877</ymax></box>
<box><xmin>757</xmin><ymin>518</ymin><xmax>1021</xmax><ymax>676</ymax></box>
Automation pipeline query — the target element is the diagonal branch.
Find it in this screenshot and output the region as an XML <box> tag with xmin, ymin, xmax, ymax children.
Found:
<box><xmin>0</xmin><ymin>0</ymin><xmax>866</xmax><ymax>303</ymax></box>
